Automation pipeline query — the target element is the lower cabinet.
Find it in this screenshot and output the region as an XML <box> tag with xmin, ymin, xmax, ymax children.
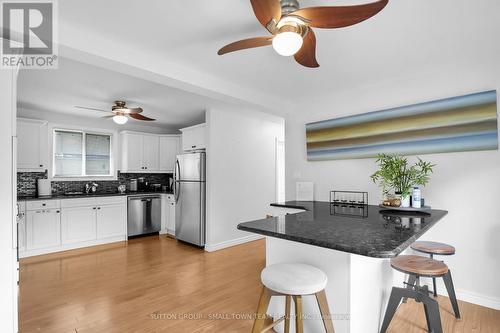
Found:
<box><xmin>61</xmin><ymin>206</ymin><xmax>97</xmax><ymax>244</ymax></box>
<box><xmin>26</xmin><ymin>209</ymin><xmax>61</xmax><ymax>251</ymax></box>
<box><xmin>167</xmin><ymin>198</ymin><xmax>175</xmax><ymax>235</ymax></box>
<box><xmin>21</xmin><ymin>197</ymin><xmax>127</xmax><ymax>258</ymax></box>
<box><xmin>97</xmin><ymin>204</ymin><xmax>127</xmax><ymax>239</ymax></box>
<box><xmin>161</xmin><ymin>194</ymin><xmax>176</xmax><ymax>236</ymax></box>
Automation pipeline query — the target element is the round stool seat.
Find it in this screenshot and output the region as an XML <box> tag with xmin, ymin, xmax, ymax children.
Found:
<box><xmin>391</xmin><ymin>255</ymin><xmax>448</xmax><ymax>277</ymax></box>
<box><xmin>261</xmin><ymin>263</ymin><xmax>327</xmax><ymax>295</ymax></box>
<box><xmin>411</xmin><ymin>241</ymin><xmax>455</xmax><ymax>255</ymax></box>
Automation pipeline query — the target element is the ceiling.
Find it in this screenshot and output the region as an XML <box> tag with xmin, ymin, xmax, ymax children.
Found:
<box><xmin>54</xmin><ymin>0</ymin><xmax>500</xmax><ymax>110</ymax></box>
<box><xmin>18</xmin><ymin>0</ymin><xmax>500</xmax><ymax>127</ymax></box>
<box><xmin>17</xmin><ymin>57</ymin><xmax>217</xmax><ymax>129</ymax></box>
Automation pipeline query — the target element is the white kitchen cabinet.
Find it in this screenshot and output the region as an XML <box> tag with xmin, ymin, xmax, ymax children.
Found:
<box><xmin>121</xmin><ymin>132</ymin><xmax>161</xmax><ymax>172</ymax></box>
<box><xmin>160</xmin><ymin>194</ymin><xmax>176</xmax><ymax>236</ymax></box>
<box><xmin>180</xmin><ymin>123</ymin><xmax>206</xmax><ymax>151</ymax></box>
<box><xmin>17</xmin><ymin>118</ymin><xmax>48</xmax><ymax>171</ymax></box>
<box><xmin>166</xmin><ymin>196</ymin><xmax>176</xmax><ymax>235</ymax></box>
<box><xmin>61</xmin><ymin>206</ymin><xmax>97</xmax><ymax>245</ymax></box>
<box><xmin>121</xmin><ymin>132</ymin><xmax>143</xmax><ymax>172</ymax></box>
<box><xmin>143</xmin><ymin>134</ymin><xmax>160</xmax><ymax>171</ymax></box>
<box><xmin>159</xmin><ymin>135</ymin><xmax>180</xmax><ymax>172</ymax></box>
<box><xmin>26</xmin><ymin>209</ymin><xmax>61</xmax><ymax>250</ymax></box>
<box><xmin>21</xmin><ymin>197</ymin><xmax>127</xmax><ymax>258</ymax></box>
<box><xmin>97</xmin><ymin>204</ymin><xmax>127</xmax><ymax>239</ymax></box>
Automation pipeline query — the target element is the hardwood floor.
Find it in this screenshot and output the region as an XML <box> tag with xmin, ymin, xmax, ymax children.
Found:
<box><xmin>19</xmin><ymin>236</ymin><xmax>500</xmax><ymax>333</ymax></box>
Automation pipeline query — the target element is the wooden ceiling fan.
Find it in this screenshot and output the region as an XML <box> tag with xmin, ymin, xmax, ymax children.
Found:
<box><xmin>75</xmin><ymin>101</ymin><xmax>155</xmax><ymax>125</ymax></box>
<box><xmin>218</xmin><ymin>0</ymin><xmax>389</xmax><ymax>68</ymax></box>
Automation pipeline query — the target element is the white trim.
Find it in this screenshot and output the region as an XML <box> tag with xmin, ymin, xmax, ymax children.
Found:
<box><xmin>455</xmin><ymin>289</ymin><xmax>500</xmax><ymax>310</ymax></box>
<box><xmin>421</xmin><ymin>280</ymin><xmax>500</xmax><ymax>310</ymax></box>
<box><xmin>204</xmin><ymin>234</ymin><xmax>264</xmax><ymax>252</ymax></box>
<box><xmin>179</xmin><ymin>123</ymin><xmax>206</xmax><ymax>132</ymax></box>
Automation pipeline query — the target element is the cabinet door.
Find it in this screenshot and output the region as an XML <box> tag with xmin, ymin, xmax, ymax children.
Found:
<box><xmin>181</xmin><ymin>124</ymin><xmax>206</xmax><ymax>151</ymax></box>
<box><xmin>159</xmin><ymin>136</ymin><xmax>180</xmax><ymax>172</ymax></box>
<box><xmin>167</xmin><ymin>200</ymin><xmax>176</xmax><ymax>234</ymax></box>
<box><xmin>61</xmin><ymin>206</ymin><xmax>97</xmax><ymax>244</ymax></box>
<box><xmin>17</xmin><ymin>119</ymin><xmax>48</xmax><ymax>170</ymax></box>
<box><xmin>143</xmin><ymin>135</ymin><xmax>159</xmax><ymax>171</ymax></box>
<box><xmin>96</xmin><ymin>204</ymin><xmax>127</xmax><ymax>239</ymax></box>
<box><xmin>26</xmin><ymin>210</ymin><xmax>61</xmax><ymax>250</ymax></box>
<box><xmin>123</xmin><ymin>133</ymin><xmax>143</xmax><ymax>172</ymax></box>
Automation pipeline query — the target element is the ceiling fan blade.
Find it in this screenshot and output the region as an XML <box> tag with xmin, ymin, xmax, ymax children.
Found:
<box><xmin>250</xmin><ymin>0</ymin><xmax>282</xmax><ymax>32</ymax></box>
<box><xmin>75</xmin><ymin>106</ymin><xmax>109</xmax><ymax>112</ymax></box>
<box><xmin>293</xmin><ymin>0</ymin><xmax>388</xmax><ymax>29</ymax></box>
<box><xmin>294</xmin><ymin>29</ymin><xmax>319</xmax><ymax>68</ymax></box>
<box><xmin>218</xmin><ymin>37</ymin><xmax>272</xmax><ymax>55</ymax></box>
<box><xmin>130</xmin><ymin>113</ymin><xmax>155</xmax><ymax>121</ymax></box>
<box><xmin>112</xmin><ymin>106</ymin><xmax>143</xmax><ymax>114</ymax></box>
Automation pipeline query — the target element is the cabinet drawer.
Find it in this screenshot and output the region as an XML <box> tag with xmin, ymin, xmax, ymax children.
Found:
<box><xmin>61</xmin><ymin>198</ymin><xmax>96</xmax><ymax>208</ymax></box>
<box><xmin>26</xmin><ymin>200</ymin><xmax>60</xmax><ymax>211</ymax></box>
<box><xmin>98</xmin><ymin>196</ymin><xmax>127</xmax><ymax>206</ymax></box>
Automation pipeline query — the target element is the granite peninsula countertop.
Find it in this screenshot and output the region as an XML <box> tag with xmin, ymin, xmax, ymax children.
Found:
<box><xmin>237</xmin><ymin>201</ymin><xmax>448</xmax><ymax>258</ymax></box>
<box><xmin>18</xmin><ymin>191</ymin><xmax>174</xmax><ymax>201</ymax></box>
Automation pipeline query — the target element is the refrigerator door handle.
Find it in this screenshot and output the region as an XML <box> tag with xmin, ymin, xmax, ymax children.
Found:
<box><xmin>175</xmin><ymin>159</ymin><xmax>181</xmax><ymax>203</ymax></box>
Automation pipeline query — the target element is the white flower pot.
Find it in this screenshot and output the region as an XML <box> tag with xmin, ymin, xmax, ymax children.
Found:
<box><xmin>400</xmin><ymin>195</ymin><xmax>411</xmax><ymax>208</ymax></box>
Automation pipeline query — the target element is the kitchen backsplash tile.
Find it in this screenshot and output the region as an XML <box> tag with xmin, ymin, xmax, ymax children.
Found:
<box><xmin>17</xmin><ymin>171</ymin><xmax>173</xmax><ymax>197</ymax></box>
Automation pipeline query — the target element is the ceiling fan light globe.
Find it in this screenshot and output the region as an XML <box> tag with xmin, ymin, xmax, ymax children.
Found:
<box><xmin>113</xmin><ymin>115</ymin><xmax>128</xmax><ymax>125</ymax></box>
<box><xmin>272</xmin><ymin>31</ymin><xmax>303</xmax><ymax>56</ymax></box>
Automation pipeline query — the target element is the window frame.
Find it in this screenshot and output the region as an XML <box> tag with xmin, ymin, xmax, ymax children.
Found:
<box><xmin>51</xmin><ymin>126</ymin><xmax>117</xmax><ymax>181</ymax></box>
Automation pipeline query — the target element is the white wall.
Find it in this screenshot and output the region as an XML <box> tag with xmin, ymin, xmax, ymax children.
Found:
<box><xmin>285</xmin><ymin>65</ymin><xmax>500</xmax><ymax>309</ymax></box>
<box><xmin>205</xmin><ymin>105</ymin><xmax>284</xmax><ymax>252</ymax></box>
<box><xmin>0</xmin><ymin>69</ymin><xmax>17</xmax><ymax>331</ymax></box>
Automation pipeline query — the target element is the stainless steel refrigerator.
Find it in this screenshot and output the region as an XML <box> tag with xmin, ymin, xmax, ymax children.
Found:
<box><xmin>174</xmin><ymin>152</ymin><xmax>206</xmax><ymax>247</ymax></box>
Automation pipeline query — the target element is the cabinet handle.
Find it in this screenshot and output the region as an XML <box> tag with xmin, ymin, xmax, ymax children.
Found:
<box><xmin>42</xmin><ymin>203</ymin><xmax>46</xmax><ymax>206</ymax></box>
<box><xmin>56</xmin><ymin>210</ymin><xmax>60</xmax><ymax>213</ymax></box>
<box><xmin>191</xmin><ymin>145</ymin><xmax>196</xmax><ymax>148</ymax></box>
<box><xmin>97</xmin><ymin>207</ymin><xmax>101</xmax><ymax>210</ymax></box>
<box><xmin>39</xmin><ymin>164</ymin><xmax>43</xmax><ymax>167</ymax></box>
<box><xmin>93</xmin><ymin>207</ymin><xmax>97</xmax><ymax>210</ymax></box>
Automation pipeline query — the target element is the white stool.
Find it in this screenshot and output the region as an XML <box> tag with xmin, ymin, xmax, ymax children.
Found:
<box><xmin>252</xmin><ymin>263</ymin><xmax>335</xmax><ymax>333</ymax></box>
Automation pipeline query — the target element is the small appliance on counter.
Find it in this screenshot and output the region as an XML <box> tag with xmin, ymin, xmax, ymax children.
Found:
<box><xmin>118</xmin><ymin>185</ymin><xmax>126</xmax><ymax>194</ymax></box>
<box><xmin>37</xmin><ymin>179</ymin><xmax>51</xmax><ymax>197</ymax></box>
<box><xmin>138</xmin><ymin>177</ymin><xmax>148</xmax><ymax>191</ymax></box>
<box><xmin>130</xmin><ymin>179</ymin><xmax>138</xmax><ymax>192</ymax></box>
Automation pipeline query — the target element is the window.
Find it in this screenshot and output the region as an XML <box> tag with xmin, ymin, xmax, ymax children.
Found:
<box><xmin>53</xmin><ymin>130</ymin><xmax>112</xmax><ymax>178</ymax></box>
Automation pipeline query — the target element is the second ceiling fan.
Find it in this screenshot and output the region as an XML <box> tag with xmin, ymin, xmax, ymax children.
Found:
<box><xmin>218</xmin><ymin>0</ymin><xmax>389</xmax><ymax>68</ymax></box>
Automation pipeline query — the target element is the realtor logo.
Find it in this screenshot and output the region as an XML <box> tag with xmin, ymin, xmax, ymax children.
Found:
<box><xmin>1</xmin><ymin>0</ymin><xmax>58</xmax><ymax>69</ymax></box>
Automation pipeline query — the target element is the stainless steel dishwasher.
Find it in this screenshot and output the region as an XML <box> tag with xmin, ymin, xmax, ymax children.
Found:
<box><xmin>127</xmin><ymin>195</ymin><xmax>161</xmax><ymax>237</ymax></box>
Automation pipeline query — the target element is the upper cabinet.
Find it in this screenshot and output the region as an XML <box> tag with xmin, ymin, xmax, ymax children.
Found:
<box><xmin>17</xmin><ymin>119</ymin><xmax>48</xmax><ymax>171</ymax></box>
<box><xmin>180</xmin><ymin>123</ymin><xmax>206</xmax><ymax>151</ymax></box>
<box><xmin>121</xmin><ymin>131</ymin><xmax>180</xmax><ymax>173</ymax></box>
<box><xmin>159</xmin><ymin>135</ymin><xmax>181</xmax><ymax>172</ymax></box>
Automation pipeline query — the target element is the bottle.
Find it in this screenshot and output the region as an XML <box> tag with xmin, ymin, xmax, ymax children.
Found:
<box><xmin>412</xmin><ymin>187</ymin><xmax>421</xmax><ymax>208</ymax></box>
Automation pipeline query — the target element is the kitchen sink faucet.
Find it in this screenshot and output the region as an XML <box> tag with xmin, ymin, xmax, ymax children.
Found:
<box><xmin>85</xmin><ymin>182</ymin><xmax>99</xmax><ymax>194</ymax></box>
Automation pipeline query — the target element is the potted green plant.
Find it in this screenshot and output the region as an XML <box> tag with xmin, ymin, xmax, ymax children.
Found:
<box><xmin>370</xmin><ymin>154</ymin><xmax>435</xmax><ymax>207</ymax></box>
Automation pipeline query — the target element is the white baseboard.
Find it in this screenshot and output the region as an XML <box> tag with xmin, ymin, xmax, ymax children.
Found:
<box><xmin>205</xmin><ymin>234</ymin><xmax>264</xmax><ymax>252</ymax></box>
<box><xmin>421</xmin><ymin>280</ymin><xmax>500</xmax><ymax>310</ymax></box>
<box><xmin>455</xmin><ymin>288</ymin><xmax>500</xmax><ymax>310</ymax></box>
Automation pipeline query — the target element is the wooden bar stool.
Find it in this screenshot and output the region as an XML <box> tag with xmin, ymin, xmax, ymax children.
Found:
<box><xmin>410</xmin><ymin>241</ymin><xmax>456</xmax><ymax>297</ymax></box>
<box><xmin>252</xmin><ymin>263</ymin><xmax>335</xmax><ymax>333</ymax></box>
<box><xmin>380</xmin><ymin>255</ymin><xmax>460</xmax><ymax>333</ymax></box>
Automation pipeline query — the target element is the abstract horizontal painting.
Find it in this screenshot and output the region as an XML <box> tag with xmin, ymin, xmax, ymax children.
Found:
<box><xmin>306</xmin><ymin>91</ymin><xmax>498</xmax><ymax>161</ymax></box>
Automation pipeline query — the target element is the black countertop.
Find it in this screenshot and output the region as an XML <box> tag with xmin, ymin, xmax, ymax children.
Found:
<box><xmin>18</xmin><ymin>191</ymin><xmax>174</xmax><ymax>201</ymax></box>
<box><xmin>237</xmin><ymin>201</ymin><xmax>448</xmax><ymax>258</ymax></box>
